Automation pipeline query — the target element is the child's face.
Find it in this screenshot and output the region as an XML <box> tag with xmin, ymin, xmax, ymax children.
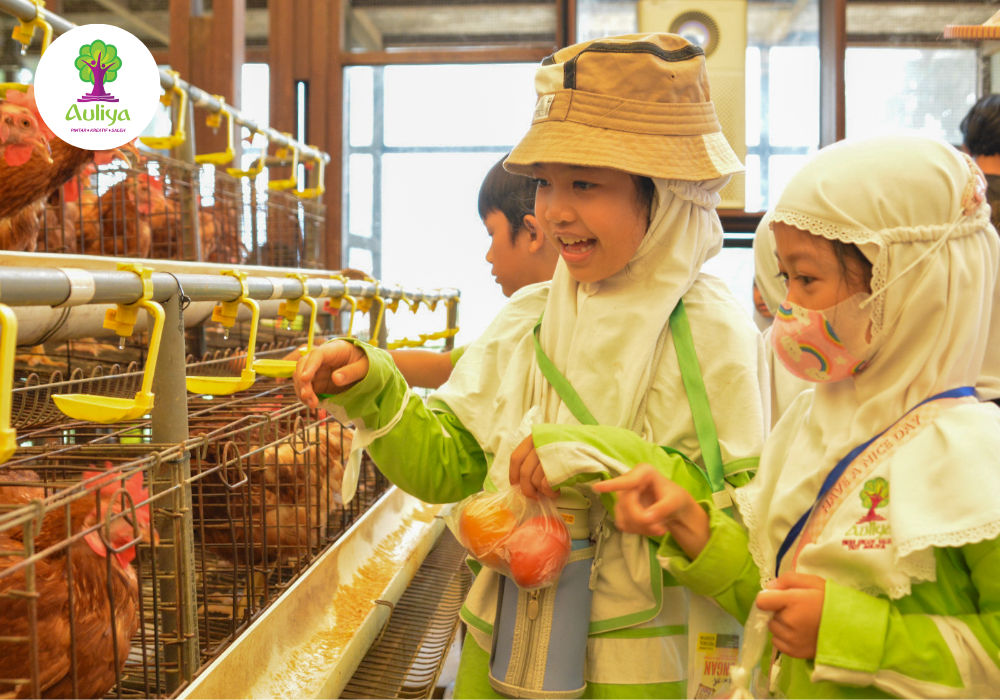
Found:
<box><xmin>484</xmin><ymin>210</ymin><xmax>536</xmax><ymax>298</ymax></box>
<box><xmin>773</xmin><ymin>222</ymin><xmax>868</xmax><ymax>310</ymax></box>
<box><xmin>532</xmin><ymin>163</ymin><xmax>647</xmax><ymax>284</ymax></box>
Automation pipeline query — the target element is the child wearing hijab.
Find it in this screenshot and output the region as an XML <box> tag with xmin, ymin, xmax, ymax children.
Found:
<box><xmin>753</xmin><ymin>212</ymin><xmax>813</xmax><ymax>427</ymax></box>
<box><xmin>294</xmin><ymin>33</ymin><xmax>768</xmax><ymax>697</ymax></box>
<box><xmin>595</xmin><ymin>135</ymin><xmax>1000</xmax><ymax>697</ymax></box>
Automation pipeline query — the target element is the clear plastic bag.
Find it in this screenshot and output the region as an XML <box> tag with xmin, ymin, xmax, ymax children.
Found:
<box><xmin>712</xmin><ymin>603</ymin><xmax>773</xmax><ymax>699</ymax></box>
<box><xmin>446</xmin><ymin>485</ymin><xmax>572</xmax><ymax>590</ymax></box>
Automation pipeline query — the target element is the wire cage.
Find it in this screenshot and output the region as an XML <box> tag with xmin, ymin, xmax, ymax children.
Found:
<box><xmin>9</xmin><ymin>340</ymin><xmax>307</xmax><ymax>432</ymax></box>
<box><xmin>0</xmin><ymin>442</ymin><xmax>190</xmax><ymax>699</ymax></box>
<box><xmin>254</xmin><ymin>188</ymin><xmax>326</xmax><ymax>269</ymax></box>
<box><xmin>0</xmin><ymin>376</ymin><xmax>390</xmax><ymax>699</ymax></box>
<box><xmin>37</xmin><ymin>154</ymin><xmax>196</xmax><ymax>261</ymax></box>
<box><xmin>31</xmin><ymin>150</ymin><xmax>324</xmax><ymax>267</ymax></box>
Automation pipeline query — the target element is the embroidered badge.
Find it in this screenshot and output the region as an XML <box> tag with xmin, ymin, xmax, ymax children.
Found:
<box><xmin>842</xmin><ymin>477</ymin><xmax>891</xmax><ymax>551</ymax></box>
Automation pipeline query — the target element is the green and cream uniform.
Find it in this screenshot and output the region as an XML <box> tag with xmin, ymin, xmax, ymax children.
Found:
<box><xmin>659</xmin><ymin>137</ymin><xmax>1000</xmax><ymax>698</ymax></box>
<box><xmin>322</xmin><ymin>33</ymin><xmax>769</xmax><ymax>698</ymax></box>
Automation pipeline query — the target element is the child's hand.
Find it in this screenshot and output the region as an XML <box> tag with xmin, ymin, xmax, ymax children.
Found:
<box><xmin>592</xmin><ymin>464</ymin><xmax>709</xmax><ymax>556</ymax></box>
<box><xmin>755</xmin><ymin>573</ymin><xmax>826</xmax><ymax>659</ymax></box>
<box><xmin>509</xmin><ymin>435</ymin><xmax>558</xmax><ymax>499</ymax></box>
<box><xmin>293</xmin><ymin>340</ymin><xmax>369</xmax><ymax>408</ymax></box>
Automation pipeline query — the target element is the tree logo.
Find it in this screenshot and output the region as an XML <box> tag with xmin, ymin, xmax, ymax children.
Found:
<box><xmin>75</xmin><ymin>40</ymin><xmax>122</xmax><ymax>103</ymax></box>
<box><xmin>33</xmin><ymin>23</ymin><xmax>160</xmax><ymax>149</ymax></box>
<box><xmin>857</xmin><ymin>477</ymin><xmax>889</xmax><ymax>524</ymax></box>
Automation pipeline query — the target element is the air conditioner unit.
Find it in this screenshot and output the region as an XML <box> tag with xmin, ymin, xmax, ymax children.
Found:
<box><xmin>638</xmin><ymin>0</ymin><xmax>747</xmax><ymax>210</ymax></box>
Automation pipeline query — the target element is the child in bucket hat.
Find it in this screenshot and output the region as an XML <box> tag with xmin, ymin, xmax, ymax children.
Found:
<box><xmin>294</xmin><ymin>33</ymin><xmax>768</xmax><ymax>698</ymax></box>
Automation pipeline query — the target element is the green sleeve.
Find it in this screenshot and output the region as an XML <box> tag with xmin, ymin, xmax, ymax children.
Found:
<box><xmin>449</xmin><ymin>344</ymin><xmax>468</xmax><ymax>367</ymax></box>
<box><xmin>811</xmin><ymin>540</ymin><xmax>1000</xmax><ymax>694</ymax></box>
<box><xmin>529</xmin><ymin>423</ymin><xmax>713</xmax><ymax>511</ymax></box>
<box><xmin>656</xmin><ymin>504</ymin><xmax>762</xmax><ymax>624</ymax></box>
<box><xmin>321</xmin><ymin>340</ymin><xmax>488</xmax><ymax>504</ymax></box>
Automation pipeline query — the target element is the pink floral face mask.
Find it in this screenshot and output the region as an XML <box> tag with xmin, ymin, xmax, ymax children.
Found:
<box><xmin>771</xmin><ymin>293</ymin><xmax>873</xmax><ymax>383</ymax></box>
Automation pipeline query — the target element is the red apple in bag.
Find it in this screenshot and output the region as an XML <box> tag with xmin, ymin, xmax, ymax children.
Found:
<box><xmin>505</xmin><ymin>515</ymin><xmax>571</xmax><ymax>589</ymax></box>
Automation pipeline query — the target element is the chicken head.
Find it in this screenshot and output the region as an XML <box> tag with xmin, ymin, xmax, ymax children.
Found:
<box><xmin>81</xmin><ymin>464</ymin><xmax>157</xmax><ymax>569</ymax></box>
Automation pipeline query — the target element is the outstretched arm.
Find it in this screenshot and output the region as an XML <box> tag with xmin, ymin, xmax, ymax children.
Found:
<box><xmin>295</xmin><ymin>339</ymin><xmax>488</xmax><ymax>504</ymax></box>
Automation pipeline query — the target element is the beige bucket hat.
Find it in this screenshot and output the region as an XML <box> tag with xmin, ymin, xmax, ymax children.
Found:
<box><xmin>505</xmin><ymin>33</ymin><xmax>744</xmax><ymax>182</ymax></box>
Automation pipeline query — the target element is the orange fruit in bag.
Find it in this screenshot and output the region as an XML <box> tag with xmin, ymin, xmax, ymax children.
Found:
<box><xmin>505</xmin><ymin>515</ymin><xmax>571</xmax><ymax>589</ymax></box>
<box><xmin>459</xmin><ymin>499</ymin><xmax>517</xmax><ymax>567</ymax></box>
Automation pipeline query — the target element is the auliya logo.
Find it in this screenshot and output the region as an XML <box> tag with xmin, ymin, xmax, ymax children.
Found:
<box><xmin>34</xmin><ymin>24</ymin><xmax>160</xmax><ymax>150</ymax></box>
<box><xmin>65</xmin><ymin>40</ymin><xmax>131</xmax><ymax>126</ymax></box>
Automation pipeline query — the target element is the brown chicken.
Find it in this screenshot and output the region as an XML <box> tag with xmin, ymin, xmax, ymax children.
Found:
<box><xmin>83</xmin><ymin>179</ymin><xmax>152</xmax><ymax>258</ymax></box>
<box><xmin>0</xmin><ymin>91</ymin><xmax>51</xmax><ymax>167</ymax></box>
<box><xmin>0</xmin><ymin>87</ymin><xmax>137</xmax><ymax>251</ymax></box>
<box><xmin>0</xmin><ymin>466</ymin><xmax>155</xmax><ymax>699</ymax></box>
<box><xmin>193</xmin><ymin>416</ymin><xmax>352</xmax><ymax>566</ymax></box>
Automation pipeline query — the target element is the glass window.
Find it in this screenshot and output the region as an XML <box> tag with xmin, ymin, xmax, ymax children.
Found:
<box><xmin>382</xmin><ymin>64</ymin><xmax>537</xmax><ymax>147</ymax></box>
<box><xmin>343</xmin><ymin>64</ymin><xmax>537</xmax><ymax>345</ymax></box>
<box><xmin>846</xmin><ymin>48</ymin><xmax>978</xmax><ymax>144</ymax></box>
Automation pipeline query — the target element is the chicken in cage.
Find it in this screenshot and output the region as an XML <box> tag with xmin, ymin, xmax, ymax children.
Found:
<box><xmin>188</xmin><ymin>387</ymin><xmax>354</xmax><ymax>571</ymax></box>
<box><xmin>0</xmin><ymin>87</ymin><xmax>140</xmax><ymax>256</ymax></box>
<box><xmin>0</xmin><ymin>457</ymin><xmax>162</xmax><ymax>699</ymax></box>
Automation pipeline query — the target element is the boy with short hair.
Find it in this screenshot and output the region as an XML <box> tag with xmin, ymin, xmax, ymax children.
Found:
<box><xmin>388</xmin><ymin>155</ymin><xmax>557</xmax><ymax>388</ymax></box>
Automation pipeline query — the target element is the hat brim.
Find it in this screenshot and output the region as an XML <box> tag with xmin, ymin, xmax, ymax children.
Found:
<box><xmin>505</xmin><ymin>119</ymin><xmax>744</xmax><ymax>182</ymax></box>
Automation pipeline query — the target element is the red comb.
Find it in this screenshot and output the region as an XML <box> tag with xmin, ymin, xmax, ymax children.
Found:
<box><xmin>82</xmin><ymin>463</ymin><xmax>150</xmax><ymax>521</ymax></box>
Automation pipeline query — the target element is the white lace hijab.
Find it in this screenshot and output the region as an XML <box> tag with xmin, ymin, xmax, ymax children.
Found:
<box><xmin>735</xmin><ymin>136</ymin><xmax>1000</xmax><ymax>598</ymax></box>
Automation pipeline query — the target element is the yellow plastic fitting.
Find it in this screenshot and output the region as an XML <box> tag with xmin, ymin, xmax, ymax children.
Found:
<box><xmin>268</xmin><ymin>135</ymin><xmax>300</xmax><ymax>191</ymax></box>
<box><xmin>355</xmin><ymin>275</ymin><xmax>385</xmax><ymax>345</ymax></box>
<box><xmin>253</xmin><ymin>274</ymin><xmax>318</xmax><ymax>379</ymax></box>
<box><xmin>140</xmin><ymin>71</ymin><xmax>187</xmax><ymax>151</ymax></box>
<box><xmin>330</xmin><ymin>274</ymin><xmax>357</xmax><ymax>338</ymax></box>
<box><xmin>294</xmin><ymin>150</ymin><xmax>326</xmax><ymax>199</ymax></box>
<box><xmin>53</xmin><ymin>263</ymin><xmax>165</xmax><ymax>423</ymax></box>
<box><xmin>186</xmin><ymin>270</ymin><xmax>260</xmax><ymax>395</ymax></box>
<box><xmin>0</xmin><ymin>304</ymin><xmax>18</xmax><ymax>463</ymax></box>
<box><xmin>195</xmin><ymin>96</ymin><xmax>236</xmax><ymax>167</ymax></box>
<box><xmin>11</xmin><ymin>1</ymin><xmax>52</xmax><ymax>56</ymax></box>
<box><xmin>226</xmin><ymin>139</ymin><xmax>268</xmax><ymax>179</ymax></box>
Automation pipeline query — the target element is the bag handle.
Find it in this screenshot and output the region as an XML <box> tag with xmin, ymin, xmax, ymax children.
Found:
<box><xmin>533</xmin><ymin>299</ymin><xmax>730</xmax><ymax>509</ymax></box>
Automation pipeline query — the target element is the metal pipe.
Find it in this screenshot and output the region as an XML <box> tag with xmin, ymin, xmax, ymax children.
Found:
<box><xmin>0</xmin><ymin>0</ymin><xmax>330</xmax><ymax>165</ymax></box>
<box><xmin>175</xmin><ymin>95</ymin><xmax>203</xmax><ymax>262</ymax></box>
<box><xmin>0</xmin><ymin>268</ymin><xmax>458</xmax><ymax>308</ymax></box>
<box><xmin>150</xmin><ymin>294</ymin><xmax>200</xmax><ymax>691</ymax></box>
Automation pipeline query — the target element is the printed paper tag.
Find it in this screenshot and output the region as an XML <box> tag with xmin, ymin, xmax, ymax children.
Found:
<box><xmin>533</xmin><ymin>94</ymin><xmax>555</xmax><ymax>121</ymax></box>
<box><xmin>560</xmin><ymin>512</ymin><xmax>575</xmax><ymax>525</ymax></box>
<box><xmin>693</xmin><ymin>633</ymin><xmax>740</xmax><ymax>698</ymax></box>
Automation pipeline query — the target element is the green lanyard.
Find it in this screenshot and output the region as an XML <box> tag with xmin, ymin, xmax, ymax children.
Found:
<box><xmin>532</xmin><ymin>299</ymin><xmax>728</xmax><ymax>503</ymax></box>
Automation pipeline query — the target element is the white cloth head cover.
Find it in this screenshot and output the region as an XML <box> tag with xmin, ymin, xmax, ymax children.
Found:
<box><xmin>735</xmin><ymin>136</ymin><xmax>1000</xmax><ymax>599</ymax></box>
<box><xmin>433</xmin><ymin>174</ymin><xmax>764</xmax><ymax>487</ymax></box>
<box><xmin>753</xmin><ymin>211</ymin><xmax>784</xmax><ymax>317</ymax></box>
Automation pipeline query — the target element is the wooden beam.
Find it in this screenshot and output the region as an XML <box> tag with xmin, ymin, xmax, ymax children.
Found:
<box><xmin>245</xmin><ymin>47</ymin><xmax>269</xmax><ymax>64</ymax></box>
<box><xmin>169</xmin><ymin>0</ymin><xmax>191</xmax><ymax>78</ymax></box>
<box><xmin>325</xmin><ymin>0</ymin><xmax>347</xmax><ymax>270</ymax></box>
<box><xmin>819</xmin><ymin>0</ymin><xmax>846</xmax><ymax>146</ymax></box>
<box><xmin>341</xmin><ymin>46</ymin><xmax>553</xmax><ymax>65</ymax></box>
<box><xmin>269</xmin><ymin>0</ymin><xmax>297</xmax><ymax>134</ymax></box>
<box><xmin>88</xmin><ymin>0</ymin><xmax>171</xmax><ymax>45</ymax></box>
<box><xmin>718</xmin><ymin>209</ymin><xmax>765</xmax><ymax>234</ymax></box>
<box><xmin>565</xmin><ymin>0</ymin><xmax>576</xmax><ymax>46</ymax></box>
